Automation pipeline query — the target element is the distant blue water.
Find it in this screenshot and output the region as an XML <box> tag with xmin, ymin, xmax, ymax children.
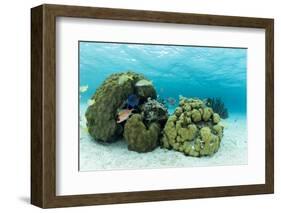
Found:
<box><xmin>79</xmin><ymin>42</ymin><xmax>247</xmax><ymax>115</ymax></box>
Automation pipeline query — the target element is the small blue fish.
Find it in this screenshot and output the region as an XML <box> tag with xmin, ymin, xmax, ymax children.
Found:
<box><xmin>127</xmin><ymin>94</ymin><xmax>139</xmax><ymax>108</ymax></box>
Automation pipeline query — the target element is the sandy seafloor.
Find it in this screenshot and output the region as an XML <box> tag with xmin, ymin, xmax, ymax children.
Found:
<box><xmin>79</xmin><ymin>104</ymin><xmax>247</xmax><ymax>171</ymax></box>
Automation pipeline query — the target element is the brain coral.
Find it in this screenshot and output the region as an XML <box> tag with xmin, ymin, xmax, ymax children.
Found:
<box><xmin>123</xmin><ymin>114</ymin><xmax>160</xmax><ymax>153</ymax></box>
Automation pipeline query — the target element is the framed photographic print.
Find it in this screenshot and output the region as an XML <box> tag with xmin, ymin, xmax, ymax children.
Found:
<box><xmin>31</xmin><ymin>4</ymin><xmax>274</xmax><ymax>208</ymax></box>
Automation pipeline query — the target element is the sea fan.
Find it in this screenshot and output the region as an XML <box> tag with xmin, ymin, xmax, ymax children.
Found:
<box><xmin>206</xmin><ymin>97</ymin><xmax>229</xmax><ymax>119</ymax></box>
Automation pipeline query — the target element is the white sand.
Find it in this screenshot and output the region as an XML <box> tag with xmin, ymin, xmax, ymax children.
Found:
<box><xmin>80</xmin><ymin>105</ymin><xmax>247</xmax><ymax>171</ymax></box>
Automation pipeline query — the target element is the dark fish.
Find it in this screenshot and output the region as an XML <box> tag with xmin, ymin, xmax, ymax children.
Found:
<box><xmin>127</xmin><ymin>94</ymin><xmax>139</xmax><ymax>108</ymax></box>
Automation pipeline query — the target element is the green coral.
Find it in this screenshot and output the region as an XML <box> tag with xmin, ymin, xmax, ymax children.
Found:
<box><xmin>177</xmin><ymin>124</ymin><xmax>197</xmax><ymax>141</ymax></box>
<box><xmin>188</xmin><ymin>98</ymin><xmax>204</xmax><ymax>109</ymax></box>
<box><xmin>174</xmin><ymin>107</ymin><xmax>183</xmax><ymax>117</ymax></box>
<box><xmin>202</xmin><ymin>107</ymin><xmax>213</xmax><ymax>121</ymax></box>
<box><xmin>191</xmin><ymin>109</ymin><xmax>201</xmax><ymax>122</ymax></box>
<box><xmin>161</xmin><ymin>116</ymin><xmax>177</xmax><ymax>149</ymax></box>
<box><xmin>124</xmin><ymin>114</ymin><xmax>160</xmax><ymax>153</ymax></box>
<box><xmin>213</xmin><ymin>113</ymin><xmax>221</xmax><ymax>124</ymax></box>
<box><xmin>85</xmin><ymin>71</ymin><xmax>156</xmax><ymax>142</ymax></box>
<box><xmin>161</xmin><ymin>96</ymin><xmax>224</xmax><ymax>157</ymax></box>
<box><xmin>118</xmin><ymin>73</ymin><xmax>134</xmax><ymax>85</ymax></box>
<box><xmin>200</xmin><ymin>127</ymin><xmax>212</xmax><ymax>143</ymax></box>
<box><xmin>212</xmin><ymin>124</ymin><xmax>224</xmax><ymax>139</ymax></box>
<box><xmin>85</xmin><ymin>71</ymin><xmax>225</xmax><ymax>157</ymax></box>
<box><xmin>136</xmin><ymin>85</ymin><xmax>157</xmax><ymax>101</ymax></box>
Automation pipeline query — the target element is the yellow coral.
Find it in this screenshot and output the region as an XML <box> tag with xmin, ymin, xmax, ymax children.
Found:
<box><xmin>213</xmin><ymin>113</ymin><xmax>221</xmax><ymax>124</ymax></box>
<box><xmin>118</xmin><ymin>74</ymin><xmax>134</xmax><ymax>85</ymax></box>
<box><xmin>183</xmin><ymin>142</ymin><xmax>192</xmax><ymax>155</ymax></box>
<box><xmin>189</xmin><ymin>99</ymin><xmax>203</xmax><ymax>109</ymax></box>
<box><xmin>174</xmin><ymin>107</ymin><xmax>183</xmax><ymax>117</ymax></box>
<box><xmin>161</xmin><ymin>96</ymin><xmax>224</xmax><ymax>157</ymax></box>
<box><xmin>200</xmin><ymin>127</ymin><xmax>212</xmax><ymax>143</ymax></box>
<box><xmin>162</xmin><ymin>117</ymin><xmax>177</xmax><ymax>146</ymax></box>
<box><xmin>177</xmin><ymin>124</ymin><xmax>197</xmax><ymax>141</ymax></box>
<box><xmin>183</xmin><ymin>104</ymin><xmax>192</xmax><ymax>112</ymax></box>
<box><xmin>191</xmin><ymin>109</ymin><xmax>201</xmax><ymax>122</ymax></box>
<box><xmin>212</xmin><ymin>124</ymin><xmax>223</xmax><ymax>136</ymax></box>
<box><xmin>179</xmin><ymin>99</ymin><xmax>186</xmax><ymax>107</ymax></box>
<box><xmin>202</xmin><ymin>107</ymin><xmax>213</xmax><ymax>121</ymax></box>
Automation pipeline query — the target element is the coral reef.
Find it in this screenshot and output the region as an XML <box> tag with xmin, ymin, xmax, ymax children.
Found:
<box><xmin>136</xmin><ymin>84</ymin><xmax>156</xmax><ymax>101</ymax></box>
<box><xmin>206</xmin><ymin>97</ymin><xmax>229</xmax><ymax>119</ymax></box>
<box><xmin>124</xmin><ymin>114</ymin><xmax>160</xmax><ymax>153</ymax></box>
<box><xmin>85</xmin><ymin>71</ymin><xmax>156</xmax><ymax>142</ymax></box>
<box><xmin>161</xmin><ymin>96</ymin><xmax>224</xmax><ymax>157</ymax></box>
<box><xmin>85</xmin><ymin>71</ymin><xmax>225</xmax><ymax>157</ymax></box>
<box><xmin>140</xmin><ymin>97</ymin><xmax>168</xmax><ymax>127</ymax></box>
<box><xmin>157</xmin><ymin>96</ymin><xmax>169</xmax><ymax>109</ymax></box>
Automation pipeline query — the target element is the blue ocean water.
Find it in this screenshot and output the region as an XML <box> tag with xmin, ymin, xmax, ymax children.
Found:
<box><xmin>79</xmin><ymin>42</ymin><xmax>247</xmax><ymax>115</ymax></box>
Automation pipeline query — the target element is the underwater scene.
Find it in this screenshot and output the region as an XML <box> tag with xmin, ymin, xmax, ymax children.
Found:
<box><xmin>79</xmin><ymin>41</ymin><xmax>247</xmax><ymax>171</ymax></box>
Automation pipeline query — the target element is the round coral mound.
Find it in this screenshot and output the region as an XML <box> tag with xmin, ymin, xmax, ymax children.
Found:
<box><xmin>161</xmin><ymin>96</ymin><xmax>224</xmax><ymax>157</ymax></box>
<box><xmin>123</xmin><ymin>114</ymin><xmax>160</xmax><ymax>153</ymax></box>
<box><xmin>85</xmin><ymin>71</ymin><xmax>156</xmax><ymax>142</ymax></box>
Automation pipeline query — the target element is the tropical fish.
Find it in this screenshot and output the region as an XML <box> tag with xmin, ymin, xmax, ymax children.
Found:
<box><xmin>167</xmin><ymin>97</ymin><xmax>176</xmax><ymax>106</ymax></box>
<box><xmin>80</xmin><ymin>85</ymin><xmax>88</xmax><ymax>93</ymax></box>
<box><xmin>135</xmin><ymin>79</ymin><xmax>152</xmax><ymax>87</ymax></box>
<box><xmin>127</xmin><ymin>94</ymin><xmax>139</xmax><ymax>108</ymax></box>
<box><xmin>116</xmin><ymin>109</ymin><xmax>134</xmax><ymax>123</ymax></box>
